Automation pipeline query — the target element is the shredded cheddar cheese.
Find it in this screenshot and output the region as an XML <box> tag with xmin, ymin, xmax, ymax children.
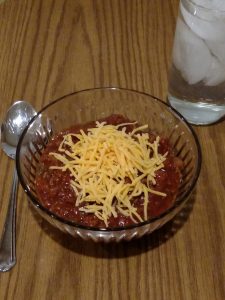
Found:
<box><xmin>49</xmin><ymin>121</ymin><xmax>167</xmax><ymax>226</ymax></box>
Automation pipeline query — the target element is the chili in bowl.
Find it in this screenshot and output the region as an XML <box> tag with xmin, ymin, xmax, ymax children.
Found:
<box><xmin>16</xmin><ymin>88</ymin><xmax>201</xmax><ymax>242</ymax></box>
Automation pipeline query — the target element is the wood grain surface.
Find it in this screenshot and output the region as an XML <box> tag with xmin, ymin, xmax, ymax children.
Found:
<box><xmin>0</xmin><ymin>0</ymin><xmax>225</xmax><ymax>299</ymax></box>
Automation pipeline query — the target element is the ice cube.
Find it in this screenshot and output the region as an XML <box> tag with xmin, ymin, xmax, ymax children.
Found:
<box><xmin>193</xmin><ymin>0</ymin><xmax>213</xmax><ymax>9</ymax></box>
<box><xmin>194</xmin><ymin>0</ymin><xmax>225</xmax><ymax>10</ymax></box>
<box><xmin>206</xmin><ymin>40</ymin><xmax>225</xmax><ymax>67</ymax></box>
<box><xmin>173</xmin><ymin>19</ymin><xmax>212</xmax><ymax>85</ymax></box>
<box><xmin>204</xmin><ymin>56</ymin><xmax>225</xmax><ymax>86</ymax></box>
<box><xmin>180</xmin><ymin>2</ymin><xmax>225</xmax><ymax>42</ymax></box>
<box><xmin>212</xmin><ymin>0</ymin><xmax>225</xmax><ymax>10</ymax></box>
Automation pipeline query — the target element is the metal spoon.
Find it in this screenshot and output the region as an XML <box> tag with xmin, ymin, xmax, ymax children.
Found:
<box><xmin>0</xmin><ymin>101</ymin><xmax>36</xmax><ymax>272</ymax></box>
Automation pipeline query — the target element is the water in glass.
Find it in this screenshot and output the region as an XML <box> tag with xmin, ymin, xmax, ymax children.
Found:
<box><xmin>168</xmin><ymin>0</ymin><xmax>225</xmax><ymax>125</ymax></box>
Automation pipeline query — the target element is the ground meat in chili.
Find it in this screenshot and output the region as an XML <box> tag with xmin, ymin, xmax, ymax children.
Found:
<box><xmin>35</xmin><ymin>114</ymin><xmax>183</xmax><ymax>228</ymax></box>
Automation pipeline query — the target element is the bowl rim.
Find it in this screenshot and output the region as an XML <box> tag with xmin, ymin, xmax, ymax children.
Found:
<box><xmin>16</xmin><ymin>87</ymin><xmax>202</xmax><ymax>232</ymax></box>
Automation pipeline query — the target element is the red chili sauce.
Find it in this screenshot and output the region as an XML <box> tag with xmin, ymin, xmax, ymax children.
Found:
<box><xmin>35</xmin><ymin>114</ymin><xmax>183</xmax><ymax>228</ymax></box>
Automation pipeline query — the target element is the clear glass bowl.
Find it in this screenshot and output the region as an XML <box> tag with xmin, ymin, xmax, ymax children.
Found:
<box><xmin>16</xmin><ymin>88</ymin><xmax>201</xmax><ymax>242</ymax></box>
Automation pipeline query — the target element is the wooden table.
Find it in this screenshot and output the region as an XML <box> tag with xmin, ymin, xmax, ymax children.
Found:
<box><xmin>0</xmin><ymin>0</ymin><xmax>224</xmax><ymax>299</ymax></box>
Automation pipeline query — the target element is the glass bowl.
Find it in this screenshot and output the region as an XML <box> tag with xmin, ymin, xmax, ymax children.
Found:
<box><xmin>16</xmin><ymin>87</ymin><xmax>201</xmax><ymax>242</ymax></box>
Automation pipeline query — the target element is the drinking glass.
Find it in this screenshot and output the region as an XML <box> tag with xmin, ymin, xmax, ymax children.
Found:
<box><xmin>168</xmin><ymin>0</ymin><xmax>225</xmax><ymax>125</ymax></box>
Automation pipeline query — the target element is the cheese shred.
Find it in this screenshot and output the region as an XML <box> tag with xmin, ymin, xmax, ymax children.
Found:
<box><xmin>49</xmin><ymin>121</ymin><xmax>167</xmax><ymax>226</ymax></box>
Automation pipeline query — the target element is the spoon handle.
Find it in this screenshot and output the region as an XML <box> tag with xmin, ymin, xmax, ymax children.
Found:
<box><xmin>0</xmin><ymin>168</ymin><xmax>18</xmax><ymax>272</ymax></box>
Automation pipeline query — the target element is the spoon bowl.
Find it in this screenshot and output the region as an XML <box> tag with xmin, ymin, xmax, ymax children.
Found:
<box><xmin>0</xmin><ymin>100</ymin><xmax>36</xmax><ymax>272</ymax></box>
<box><xmin>1</xmin><ymin>101</ymin><xmax>36</xmax><ymax>158</ymax></box>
